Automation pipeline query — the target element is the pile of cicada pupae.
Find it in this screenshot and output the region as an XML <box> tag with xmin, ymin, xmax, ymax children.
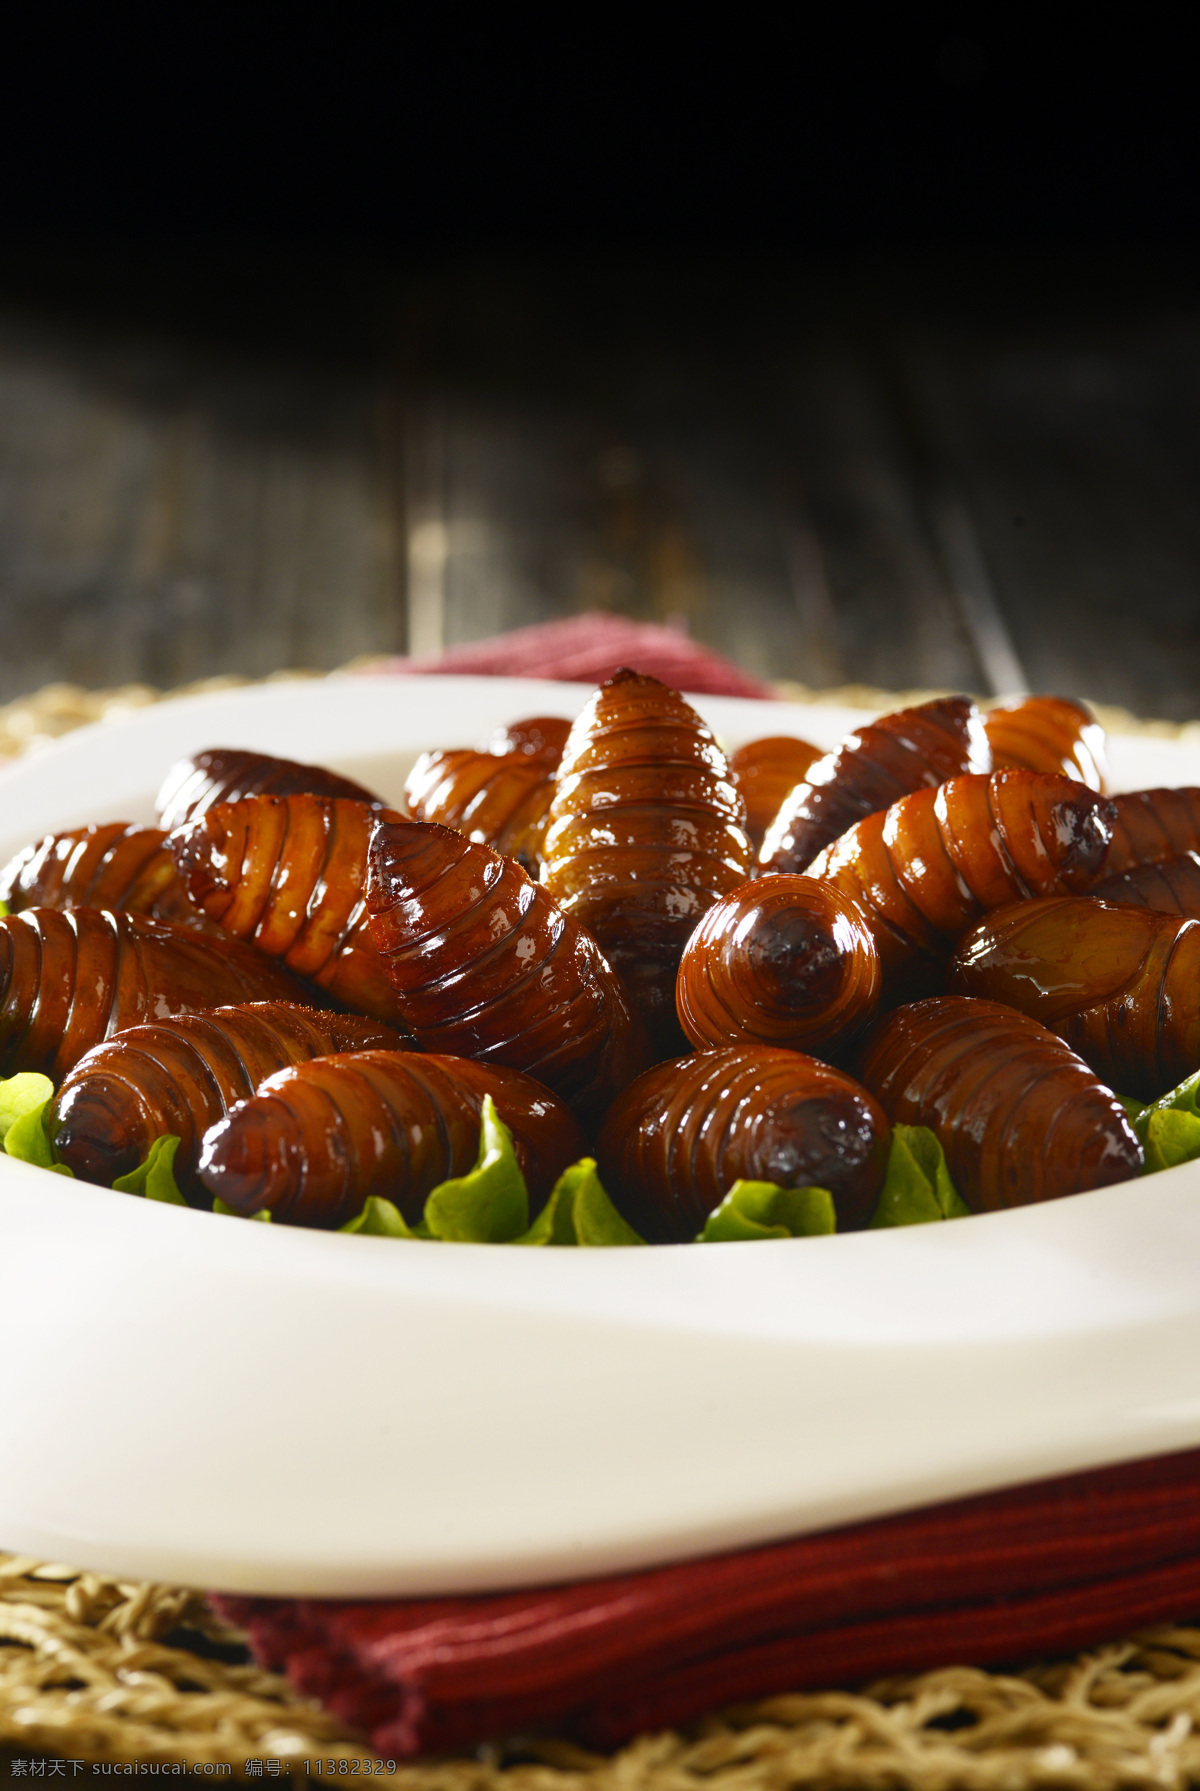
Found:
<box><xmin>3</xmin><ymin>673</ymin><xmax>1199</xmax><ymax>1246</ymax></box>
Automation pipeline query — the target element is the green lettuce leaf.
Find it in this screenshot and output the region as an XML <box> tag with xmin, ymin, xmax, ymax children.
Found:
<box><xmin>513</xmin><ymin>1158</ymin><xmax>645</xmax><ymax>1246</ymax></box>
<box><xmin>869</xmin><ymin>1125</ymin><xmax>969</xmax><ymax>1228</ymax></box>
<box><xmin>212</xmin><ymin>1197</ymin><xmax>272</xmax><ymax>1222</ymax></box>
<box><xmin>423</xmin><ymin>1095</ymin><xmax>529</xmax><ymax>1242</ymax></box>
<box><xmin>1</xmin><ymin>1072</ymin><xmax>55</xmax><ymax>1149</ymax></box>
<box><xmin>340</xmin><ymin>1195</ymin><xmax>425</xmax><ymax>1238</ymax></box>
<box><xmin>112</xmin><ymin>1134</ymin><xmax>187</xmax><ymax>1205</ymax></box>
<box><xmin>1120</xmin><ymin>1072</ymin><xmax>1200</xmax><ymax>1173</ymax></box>
<box><xmin>699</xmin><ymin>1179</ymin><xmax>836</xmax><ymax>1242</ymax></box>
<box><xmin>1144</xmin><ymin>1108</ymin><xmax>1200</xmax><ymax>1175</ymax></box>
<box><xmin>1</xmin><ymin>1073</ymin><xmax>73</xmax><ymax>1175</ymax></box>
<box><xmin>0</xmin><ymin>899</ymin><xmax>9</xmax><ymax>917</ymax></box>
<box><xmin>1148</xmin><ymin>1069</ymin><xmax>1200</xmax><ymax>1121</ymax></box>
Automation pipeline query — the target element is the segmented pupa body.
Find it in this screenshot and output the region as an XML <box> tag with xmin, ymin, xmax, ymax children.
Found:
<box><xmin>727</xmin><ymin>735</ymin><xmax>822</xmax><ymax>854</ymax></box>
<box><xmin>540</xmin><ymin>668</ymin><xmax>753</xmax><ymax>1053</ymax></box>
<box><xmin>759</xmin><ymin>695</ymin><xmax>991</xmax><ymax>874</ymax></box>
<box><xmin>596</xmin><ymin>1045</ymin><xmax>890</xmax><ymax>1241</ymax></box>
<box><xmin>806</xmin><ymin>770</ymin><xmax>1115</xmax><ymax>1001</ymax></box>
<box><xmin>983</xmin><ymin>695</ymin><xmax>1109</xmax><ymax>791</ymax></box>
<box><xmin>0</xmin><ymin>908</ymin><xmax>310</xmax><ymax>1082</ymax></box>
<box><xmin>675</xmin><ymin>875</ymin><xmax>880</xmax><ymax>1060</ymax></box>
<box><xmin>198</xmin><ymin>1050</ymin><xmax>586</xmax><ymax>1227</ymax></box>
<box><xmin>950</xmin><ymin>895</ymin><xmax>1200</xmax><ymax>1100</ymax></box>
<box><xmin>52</xmin><ymin>1002</ymin><xmax>405</xmax><ymax>1195</ymax></box>
<box><xmin>156</xmin><ymin>746</ymin><xmax>387</xmax><ymax>831</ymax></box>
<box><xmin>859</xmin><ymin>996</ymin><xmax>1142</xmax><ymax>1208</ymax></box>
<box><xmin>0</xmin><ymin>822</ymin><xmax>205</xmax><ymax>929</ymax></box>
<box><xmin>366</xmin><ymin>818</ymin><xmax>650</xmax><ymax>1122</ymax></box>
<box><xmin>167</xmin><ymin>793</ymin><xmax>410</xmax><ymax>1028</ymax></box>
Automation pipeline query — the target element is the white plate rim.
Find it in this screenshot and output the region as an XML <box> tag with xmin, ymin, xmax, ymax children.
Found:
<box><xmin>3</xmin><ymin>673</ymin><xmax>1200</xmax><ymax>1597</ymax></box>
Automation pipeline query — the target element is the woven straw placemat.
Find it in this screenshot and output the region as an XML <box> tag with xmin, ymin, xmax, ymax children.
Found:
<box><xmin>7</xmin><ymin>1553</ymin><xmax>1200</xmax><ymax>1786</ymax></box>
<box><xmin>5</xmin><ymin>671</ymin><xmax>1200</xmax><ymax>1788</ymax></box>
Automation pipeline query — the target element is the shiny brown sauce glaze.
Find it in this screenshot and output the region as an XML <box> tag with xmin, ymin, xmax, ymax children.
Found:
<box><xmin>983</xmin><ymin>695</ymin><xmax>1109</xmax><ymax>791</ymax></box>
<box><xmin>0</xmin><ymin>822</ymin><xmax>207</xmax><ymax>930</ymax></box>
<box><xmin>405</xmin><ymin>748</ymin><xmax>557</xmax><ymax>875</ymax></box>
<box><xmin>859</xmin><ymin>995</ymin><xmax>1142</xmax><ymax>1209</ymax></box>
<box><xmin>759</xmin><ymin>695</ymin><xmax>991</xmax><ymax>875</ymax></box>
<box><xmin>1089</xmin><ymin>851</ymin><xmax>1200</xmax><ymax>919</ymax></box>
<box><xmin>728</xmin><ymin>735</ymin><xmax>823</xmax><ymax>853</ymax></box>
<box><xmin>541</xmin><ymin>668</ymin><xmax>753</xmax><ymax>1055</ymax></box>
<box><xmin>197</xmin><ymin>1050</ymin><xmax>585</xmax><ymax>1227</ymax></box>
<box><xmin>1103</xmin><ymin>788</ymin><xmax>1200</xmax><ymax>877</ymax></box>
<box><xmin>596</xmin><ymin>1045</ymin><xmax>890</xmax><ymax>1241</ymax></box>
<box><xmin>51</xmin><ymin>1004</ymin><xmax>405</xmax><ymax>1196</ymax></box>
<box><xmin>366</xmin><ymin>818</ymin><xmax>650</xmax><ymax>1123</ymax></box>
<box><xmin>155</xmin><ymin>747</ymin><xmax>387</xmax><ymax>832</ymax></box>
<box><xmin>480</xmin><ymin>715</ymin><xmax>572</xmax><ymax>762</ymax></box>
<box><xmin>949</xmin><ymin>895</ymin><xmax>1200</xmax><ymax>1100</ymax></box>
<box><xmin>676</xmin><ymin>876</ymin><xmax>881</xmax><ymax>1059</ymax></box>
<box><xmin>167</xmin><ymin>794</ymin><xmax>410</xmax><ymax>1029</ymax></box>
<box><xmin>806</xmin><ymin>771</ymin><xmax>1115</xmax><ymax>1002</ymax></box>
<box><xmin>0</xmin><ymin>908</ymin><xmax>310</xmax><ymax>1082</ymax></box>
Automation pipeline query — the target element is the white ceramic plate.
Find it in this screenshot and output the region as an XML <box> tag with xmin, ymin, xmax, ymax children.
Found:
<box><xmin>3</xmin><ymin>675</ymin><xmax>1200</xmax><ymax>1599</ymax></box>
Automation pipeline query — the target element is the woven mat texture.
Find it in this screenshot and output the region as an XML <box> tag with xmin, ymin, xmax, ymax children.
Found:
<box><xmin>8</xmin><ymin>1554</ymin><xmax>1200</xmax><ymax>1786</ymax></box>
<box><xmin>6</xmin><ymin>671</ymin><xmax>1200</xmax><ymax>1787</ymax></box>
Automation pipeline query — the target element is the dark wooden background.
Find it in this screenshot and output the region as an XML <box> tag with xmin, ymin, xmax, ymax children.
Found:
<box><xmin>2</xmin><ymin>248</ymin><xmax>1197</xmax><ymax>718</ymax></box>
<box><xmin>3</xmin><ymin>9</ymin><xmax>1197</xmax><ymax>723</ymax></box>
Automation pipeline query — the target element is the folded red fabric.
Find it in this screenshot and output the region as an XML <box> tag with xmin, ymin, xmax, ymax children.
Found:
<box><xmin>359</xmin><ymin>610</ymin><xmax>775</xmax><ymax>700</ymax></box>
<box><xmin>213</xmin><ymin>1446</ymin><xmax>1200</xmax><ymax>1758</ymax></box>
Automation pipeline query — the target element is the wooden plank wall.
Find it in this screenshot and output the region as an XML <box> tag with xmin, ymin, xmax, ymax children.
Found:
<box><xmin>1</xmin><ymin>255</ymin><xmax>1197</xmax><ymax>716</ymax></box>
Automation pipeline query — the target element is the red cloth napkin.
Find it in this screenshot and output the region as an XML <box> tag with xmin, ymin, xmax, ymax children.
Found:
<box><xmin>357</xmin><ymin>611</ymin><xmax>775</xmax><ymax>700</ymax></box>
<box><xmin>214</xmin><ymin>1447</ymin><xmax>1200</xmax><ymax>1758</ymax></box>
<box><xmin>217</xmin><ymin>627</ymin><xmax>1196</xmax><ymax>1756</ymax></box>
